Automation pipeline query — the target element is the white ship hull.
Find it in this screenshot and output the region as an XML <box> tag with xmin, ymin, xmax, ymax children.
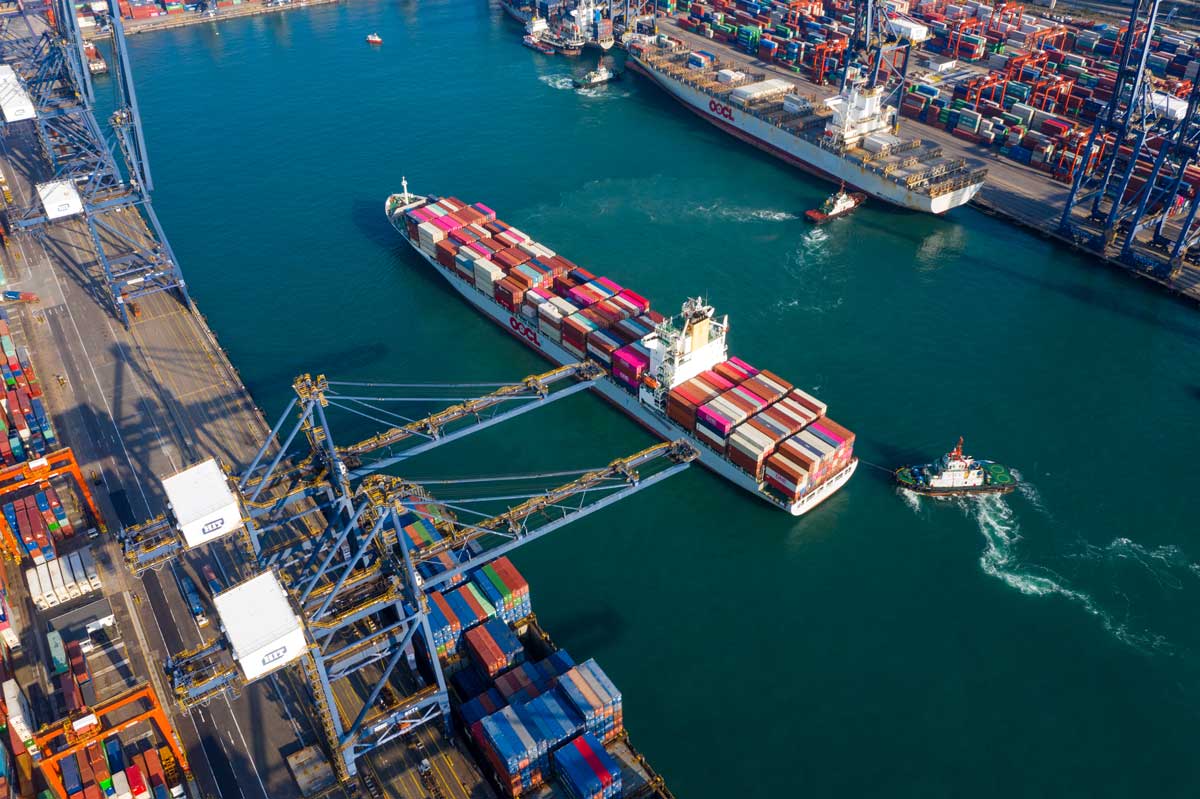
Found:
<box><xmin>389</xmin><ymin>201</ymin><xmax>856</xmax><ymax>517</ymax></box>
<box><xmin>628</xmin><ymin>57</ymin><xmax>982</xmax><ymax>214</ymax></box>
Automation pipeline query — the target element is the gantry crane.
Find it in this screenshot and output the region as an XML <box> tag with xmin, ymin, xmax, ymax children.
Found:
<box><xmin>0</xmin><ymin>447</ymin><xmax>105</xmax><ymax>560</ymax></box>
<box><xmin>121</xmin><ymin>364</ymin><xmax>697</xmax><ymax>783</ymax></box>
<box><xmin>1</xmin><ymin>0</ymin><xmax>188</xmax><ymax>325</ymax></box>
<box><xmin>1059</xmin><ymin>0</ymin><xmax>1200</xmax><ymax>272</ymax></box>
<box><xmin>119</xmin><ymin>362</ymin><xmax>606</xmax><ymax>575</ymax></box>
<box><xmin>840</xmin><ymin>0</ymin><xmax>912</xmax><ymax>109</ymax></box>
<box><xmin>30</xmin><ymin>682</ymin><xmax>191</xmax><ymax>799</ymax></box>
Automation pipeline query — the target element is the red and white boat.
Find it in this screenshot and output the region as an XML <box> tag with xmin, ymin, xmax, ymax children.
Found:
<box><xmin>805</xmin><ymin>185</ymin><xmax>866</xmax><ymax>224</ymax></box>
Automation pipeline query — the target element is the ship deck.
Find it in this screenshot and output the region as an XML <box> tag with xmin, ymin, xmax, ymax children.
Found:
<box><xmin>637</xmin><ymin>46</ymin><xmax>987</xmax><ymax>198</ymax></box>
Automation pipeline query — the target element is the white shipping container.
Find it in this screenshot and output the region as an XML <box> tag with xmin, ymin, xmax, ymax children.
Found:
<box><xmin>78</xmin><ymin>547</ymin><xmax>102</xmax><ymax>590</ymax></box>
<box><xmin>24</xmin><ymin>567</ymin><xmax>46</xmax><ymax>610</ymax></box>
<box><xmin>730</xmin><ymin>78</ymin><xmax>792</xmax><ymax>104</ymax></box>
<box><xmin>59</xmin><ymin>559</ymin><xmax>81</xmax><ymax>599</ymax></box>
<box><xmin>111</xmin><ymin>770</ymin><xmax>133</xmax><ymax>799</ymax></box>
<box><xmin>214</xmin><ymin>573</ymin><xmax>308</xmax><ymax>682</ymax></box>
<box><xmin>3</xmin><ymin>679</ymin><xmax>32</xmax><ymax>736</ymax></box>
<box><xmin>47</xmin><ymin>560</ymin><xmax>70</xmax><ymax>603</ymax></box>
<box><xmin>36</xmin><ymin>563</ymin><xmax>60</xmax><ymax>606</ymax></box>
<box><xmin>162</xmin><ymin>459</ymin><xmax>244</xmax><ymax>549</ymax></box>
<box><xmin>67</xmin><ymin>551</ymin><xmax>91</xmax><ymax>595</ymax></box>
<box><xmin>783</xmin><ymin>94</ymin><xmax>812</xmax><ymax>115</ymax></box>
<box><xmin>716</xmin><ymin>68</ymin><xmax>744</xmax><ymax>84</ymax></box>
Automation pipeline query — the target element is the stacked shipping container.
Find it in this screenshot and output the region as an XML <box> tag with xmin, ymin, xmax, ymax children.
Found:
<box><xmin>469</xmin><ymin>657</ymin><xmax>624</xmax><ymax>798</ymax></box>
<box><xmin>4</xmin><ymin>488</ymin><xmax>75</xmax><ymax>564</ymax></box>
<box><xmin>0</xmin><ymin>310</ymin><xmax>57</xmax><ymax>466</ymax></box>
<box><xmin>426</xmin><ymin>557</ymin><xmax>531</xmax><ymax>662</ymax></box>
<box><xmin>665</xmin><ymin>360</ymin><xmax>852</xmax><ymax>502</ymax></box>
<box><xmin>552</xmin><ymin>732</ymin><xmax>622</xmax><ymax>799</ymax></box>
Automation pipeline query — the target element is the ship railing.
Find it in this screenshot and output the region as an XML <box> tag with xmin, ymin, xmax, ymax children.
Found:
<box><xmin>925</xmin><ymin>168</ymin><xmax>990</xmax><ymax>197</ymax></box>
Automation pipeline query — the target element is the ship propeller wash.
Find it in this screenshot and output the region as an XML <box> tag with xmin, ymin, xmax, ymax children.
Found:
<box><xmin>626</xmin><ymin>38</ymin><xmax>987</xmax><ymax>213</ymax></box>
<box><xmin>387</xmin><ymin>181</ymin><xmax>858</xmax><ymax>516</ymax></box>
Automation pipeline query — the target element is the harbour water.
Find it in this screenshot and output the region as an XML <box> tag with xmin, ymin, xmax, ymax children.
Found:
<box><xmin>105</xmin><ymin>1</ymin><xmax>1200</xmax><ymax>795</ymax></box>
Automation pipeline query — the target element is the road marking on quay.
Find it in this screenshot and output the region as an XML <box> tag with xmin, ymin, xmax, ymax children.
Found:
<box><xmin>13</xmin><ymin>210</ymin><xmax>237</xmax><ymax>799</ymax></box>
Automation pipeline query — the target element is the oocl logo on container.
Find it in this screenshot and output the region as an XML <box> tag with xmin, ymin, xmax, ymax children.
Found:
<box><xmin>709</xmin><ymin>100</ymin><xmax>734</xmax><ymax>120</ymax></box>
<box><xmin>509</xmin><ymin>317</ymin><xmax>540</xmax><ymax>347</ymax></box>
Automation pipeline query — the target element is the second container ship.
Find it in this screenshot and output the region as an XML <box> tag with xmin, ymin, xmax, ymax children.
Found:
<box><xmin>386</xmin><ymin>183</ymin><xmax>857</xmax><ymax>516</ymax></box>
<box><xmin>627</xmin><ymin>36</ymin><xmax>988</xmax><ymax>214</ymax></box>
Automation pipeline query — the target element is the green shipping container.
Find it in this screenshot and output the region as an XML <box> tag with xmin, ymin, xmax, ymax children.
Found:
<box><xmin>48</xmin><ymin>631</ymin><xmax>69</xmax><ymax>675</ymax></box>
<box><xmin>466</xmin><ymin>583</ymin><xmax>496</xmax><ymax>618</ymax></box>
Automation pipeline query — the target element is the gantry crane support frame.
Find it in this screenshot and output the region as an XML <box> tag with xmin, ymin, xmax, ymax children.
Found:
<box><xmin>0</xmin><ymin>446</ymin><xmax>105</xmax><ymax>560</ymax></box>
<box><xmin>238</xmin><ymin>362</ymin><xmax>604</xmax><ymax>521</ymax></box>
<box><xmin>31</xmin><ymin>682</ymin><xmax>191</xmax><ymax>799</ymax></box>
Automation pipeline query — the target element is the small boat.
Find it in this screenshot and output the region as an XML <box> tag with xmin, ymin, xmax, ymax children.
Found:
<box><xmin>894</xmin><ymin>438</ymin><xmax>1017</xmax><ymax>496</ymax></box>
<box><xmin>573</xmin><ymin>62</ymin><xmax>621</xmax><ymax>87</ymax></box>
<box><xmin>523</xmin><ymin>34</ymin><xmax>556</xmax><ymax>55</ymax></box>
<box><xmin>366</xmin><ymin>33</ymin><xmax>383</xmax><ymax>44</ymax></box>
<box><xmin>805</xmin><ymin>184</ymin><xmax>866</xmax><ymax>223</ymax></box>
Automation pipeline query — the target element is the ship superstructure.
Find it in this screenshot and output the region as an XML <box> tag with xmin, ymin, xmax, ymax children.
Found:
<box><xmin>386</xmin><ymin>185</ymin><xmax>858</xmax><ymax>516</ymax></box>
<box><xmin>627</xmin><ymin>38</ymin><xmax>987</xmax><ymax>213</ymax></box>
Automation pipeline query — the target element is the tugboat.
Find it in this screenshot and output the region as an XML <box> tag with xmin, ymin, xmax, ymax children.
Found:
<box><xmin>894</xmin><ymin>438</ymin><xmax>1017</xmax><ymax>496</ymax></box>
<box><xmin>365</xmin><ymin>33</ymin><xmax>383</xmax><ymax>44</ymax></box>
<box><xmin>573</xmin><ymin>60</ymin><xmax>621</xmax><ymax>87</ymax></box>
<box><xmin>805</xmin><ymin>184</ymin><xmax>866</xmax><ymax>224</ymax></box>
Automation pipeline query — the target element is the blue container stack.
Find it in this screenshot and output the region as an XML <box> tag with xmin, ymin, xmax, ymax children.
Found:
<box><xmin>476</xmin><ymin>705</ymin><xmax>545</xmax><ymax>796</ymax></box>
<box><xmin>521</xmin><ymin>691</ymin><xmax>583</xmax><ymax>749</ymax></box>
<box><xmin>427</xmin><ymin>591</ymin><xmax>461</xmax><ymax>658</ymax></box>
<box><xmin>460</xmin><ymin>687</ymin><xmax>506</xmax><ymax>726</ymax></box>
<box><xmin>556</xmin><ymin>659</ymin><xmax>623</xmax><ymax>743</ymax></box>
<box><xmin>553</xmin><ymin>732</ymin><xmax>622</xmax><ymax>799</ymax></box>
<box><xmin>445</xmin><ymin>583</ymin><xmax>496</xmax><ymax>631</ymax></box>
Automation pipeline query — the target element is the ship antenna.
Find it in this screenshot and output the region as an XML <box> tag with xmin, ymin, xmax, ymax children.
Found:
<box><xmin>401</xmin><ymin>176</ymin><xmax>411</xmax><ymax>204</ymax></box>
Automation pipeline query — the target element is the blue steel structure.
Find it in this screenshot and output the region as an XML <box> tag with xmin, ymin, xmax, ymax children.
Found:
<box><xmin>1058</xmin><ymin>0</ymin><xmax>1200</xmax><ymax>274</ymax></box>
<box><xmin>2</xmin><ymin>0</ymin><xmax>188</xmax><ymax>324</ymax></box>
<box><xmin>841</xmin><ymin>0</ymin><xmax>912</xmax><ymax>106</ymax></box>
<box><xmin>140</xmin><ymin>364</ymin><xmax>696</xmax><ymax>782</ymax></box>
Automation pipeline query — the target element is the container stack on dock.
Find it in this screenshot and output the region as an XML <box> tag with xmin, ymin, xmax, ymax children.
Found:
<box><xmin>0</xmin><ymin>311</ymin><xmax>57</xmax><ymax>466</ymax></box>
<box><xmin>5</xmin><ymin>488</ymin><xmax>73</xmax><ymax>563</ymax></box>
<box><xmin>678</xmin><ymin>0</ymin><xmax>1200</xmax><ymax>194</ymax></box>
<box><xmin>47</xmin><ymin>733</ymin><xmax>185</xmax><ymax>799</ymax></box>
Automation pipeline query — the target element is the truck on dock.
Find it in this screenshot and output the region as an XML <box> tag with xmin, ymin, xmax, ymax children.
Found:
<box><xmin>177</xmin><ymin>574</ymin><xmax>207</xmax><ymax>627</ymax></box>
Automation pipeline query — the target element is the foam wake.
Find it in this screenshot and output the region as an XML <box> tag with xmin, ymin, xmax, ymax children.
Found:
<box><xmin>685</xmin><ymin>202</ymin><xmax>799</xmax><ymax>223</ymax></box>
<box><xmin>538</xmin><ymin>74</ymin><xmax>577</xmax><ymax>91</ymax></box>
<box><xmin>964</xmin><ymin>495</ymin><xmax>1169</xmax><ymax>652</ymax></box>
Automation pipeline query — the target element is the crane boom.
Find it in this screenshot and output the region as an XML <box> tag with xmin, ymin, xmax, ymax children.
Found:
<box><xmin>338</xmin><ymin>361</ymin><xmax>604</xmax><ymax>459</ymax></box>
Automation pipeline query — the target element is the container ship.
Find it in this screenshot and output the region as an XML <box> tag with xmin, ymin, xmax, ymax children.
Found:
<box><xmin>626</xmin><ymin>37</ymin><xmax>988</xmax><ymax>214</ymax></box>
<box><xmin>386</xmin><ymin>185</ymin><xmax>858</xmax><ymax>516</ymax></box>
